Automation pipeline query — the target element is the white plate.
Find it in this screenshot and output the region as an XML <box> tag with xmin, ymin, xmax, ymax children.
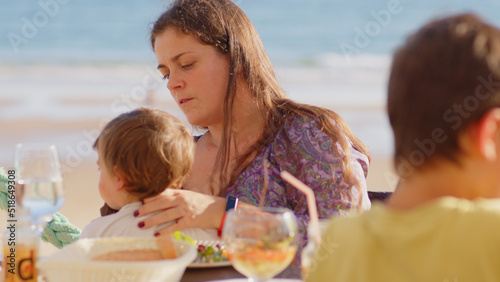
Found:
<box><xmin>188</xmin><ymin>240</ymin><xmax>232</xmax><ymax>268</ymax></box>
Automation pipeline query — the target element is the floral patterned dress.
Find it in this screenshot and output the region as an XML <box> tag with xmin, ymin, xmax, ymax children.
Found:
<box><xmin>221</xmin><ymin>114</ymin><xmax>370</xmax><ymax>248</ymax></box>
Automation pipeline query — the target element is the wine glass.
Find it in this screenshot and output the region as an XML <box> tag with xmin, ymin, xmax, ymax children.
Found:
<box><xmin>222</xmin><ymin>207</ymin><xmax>298</xmax><ymax>282</ymax></box>
<box><xmin>14</xmin><ymin>143</ymin><xmax>65</xmax><ymax>231</ymax></box>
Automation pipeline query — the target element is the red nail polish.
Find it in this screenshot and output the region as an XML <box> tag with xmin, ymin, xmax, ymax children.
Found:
<box><xmin>154</xmin><ymin>232</ymin><xmax>160</xmax><ymax>237</ymax></box>
<box><xmin>133</xmin><ymin>210</ymin><xmax>139</xmax><ymax>217</ymax></box>
<box><xmin>138</xmin><ymin>221</ymin><xmax>145</xmax><ymax>228</ymax></box>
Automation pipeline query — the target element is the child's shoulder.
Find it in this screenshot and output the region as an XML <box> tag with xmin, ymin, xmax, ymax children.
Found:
<box><xmin>80</xmin><ymin>202</ymin><xmax>144</xmax><ymax>239</ymax></box>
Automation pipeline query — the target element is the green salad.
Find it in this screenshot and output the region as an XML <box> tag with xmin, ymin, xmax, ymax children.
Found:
<box><xmin>173</xmin><ymin>231</ymin><xmax>229</xmax><ymax>263</ymax></box>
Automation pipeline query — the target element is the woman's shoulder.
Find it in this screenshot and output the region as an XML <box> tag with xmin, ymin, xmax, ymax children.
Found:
<box><xmin>276</xmin><ymin>113</ymin><xmax>345</xmax><ymax>153</ymax></box>
<box><xmin>270</xmin><ymin>113</ymin><xmax>336</xmax><ymax>162</ymax></box>
<box><xmin>276</xmin><ymin>112</ymin><xmax>369</xmax><ymax>166</ymax></box>
<box><xmin>284</xmin><ymin>112</ymin><xmax>320</xmax><ymax>127</ymax></box>
<box><xmin>279</xmin><ymin>113</ymin><xmax>325</xmax><ymax>139</ymax></box>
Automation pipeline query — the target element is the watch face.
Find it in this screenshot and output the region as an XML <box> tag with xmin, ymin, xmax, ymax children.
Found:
<box><xmin>226</xmin><ymin>196</ymin><xmax>238</xmax><ymax>211</ymax></box>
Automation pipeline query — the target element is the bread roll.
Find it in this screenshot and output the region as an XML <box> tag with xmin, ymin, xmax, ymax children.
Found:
<box><xmin>92</xmin><ymin>235</ymin><xmax>178</xmax><ymax>261</ymax></box>
<box><xmin>156</xmin><ymin>235</ymin><xmax>177</xmax><ymax>259</ymax></box>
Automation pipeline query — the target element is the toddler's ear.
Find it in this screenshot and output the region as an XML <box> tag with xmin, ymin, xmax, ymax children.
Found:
<box><xmin>113</xmin><ymin>167</ymin><xmax>126</xmax><ymax>191</ymax></box>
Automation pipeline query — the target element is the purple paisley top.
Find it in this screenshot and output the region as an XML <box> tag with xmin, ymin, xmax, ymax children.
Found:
<box><xmin>221</xmin><ymin>114</ymin><xmax>370</xmax><ymax>248</ymax></box>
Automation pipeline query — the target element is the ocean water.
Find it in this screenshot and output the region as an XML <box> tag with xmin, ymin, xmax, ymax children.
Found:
<box><xmin>1</xmin><ymin>0</ymin><xmax>500</xmax><ymax>63</ymax></box>
<box><xmin>1</xmin><ymin>0</ymin><xmax>500</xmax><ymax>164</ymax></box>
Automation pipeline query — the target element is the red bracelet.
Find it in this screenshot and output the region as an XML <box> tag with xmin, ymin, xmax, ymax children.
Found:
<box><xmin>218</xmin><ymin>196</ymin><xmax>238</xmax><ymax>237</ymax></box>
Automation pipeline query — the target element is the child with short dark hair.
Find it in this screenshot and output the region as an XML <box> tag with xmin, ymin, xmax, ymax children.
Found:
<box><xmin>308</xmin><ymin>14</ymin><xmax>500</xmax><ymax>281</ymax></box>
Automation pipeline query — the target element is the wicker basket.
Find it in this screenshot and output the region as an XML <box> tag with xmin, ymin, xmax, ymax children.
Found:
<box><xmin>37</xmin><ymin>237</ymin><xmax>196</xmax><ymax>282</ymax></box>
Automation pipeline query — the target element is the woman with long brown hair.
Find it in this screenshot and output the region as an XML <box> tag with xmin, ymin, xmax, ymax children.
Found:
<box><xmin>134</xmin><ymin>0</ymin><xmax>371</xmax><ymax>245</ymax></box>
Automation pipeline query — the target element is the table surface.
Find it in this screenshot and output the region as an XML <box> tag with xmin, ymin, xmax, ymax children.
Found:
<box><xmin>182</xmin><ymin>264</ymin><xmax>302</xmax><ymax>282</ymax></box>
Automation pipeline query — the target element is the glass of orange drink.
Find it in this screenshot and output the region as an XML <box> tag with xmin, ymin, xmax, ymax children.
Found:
<box><xmin>222</xmin><ymin>207</ymin><xmax>298</xmax><ymax>282</ymax></box>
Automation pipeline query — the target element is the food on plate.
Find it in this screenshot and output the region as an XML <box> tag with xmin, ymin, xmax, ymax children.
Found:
<box><xmin>172</xmin><ymin>231</ymin><xmax>229</xmax><ymax>263</ymax></box>
<box><xmin>196</xmin><ymin>243</ymin><xmax>228</xmax><ymax>263</ymax></box>
<box><xmin>92</xmin><ymin>235</ymin><xmax>177</xmax><ymax>261</ymax></box>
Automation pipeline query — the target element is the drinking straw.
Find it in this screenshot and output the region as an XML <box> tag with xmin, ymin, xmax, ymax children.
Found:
<box><xmin>280</xmin><ymin>171</ymin><xmax>318</xmax><ymax>225</ymax></box>
<box><xmin>259</xmin><ymin>159</ymin><xmax>269</xmax><ymax>208</ymax></box>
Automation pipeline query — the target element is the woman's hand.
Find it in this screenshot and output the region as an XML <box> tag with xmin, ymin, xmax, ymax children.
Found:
<box><xmin>134</xmin><ymin>188</ymin><xmax>226</xmax><ymax>236</ymax></box>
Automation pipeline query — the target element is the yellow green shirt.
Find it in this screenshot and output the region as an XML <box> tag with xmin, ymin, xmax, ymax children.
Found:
<box><xmin>307</xmin><ymin>197</ymin><xmax>500</xmax><ymax>282</ymax></box>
